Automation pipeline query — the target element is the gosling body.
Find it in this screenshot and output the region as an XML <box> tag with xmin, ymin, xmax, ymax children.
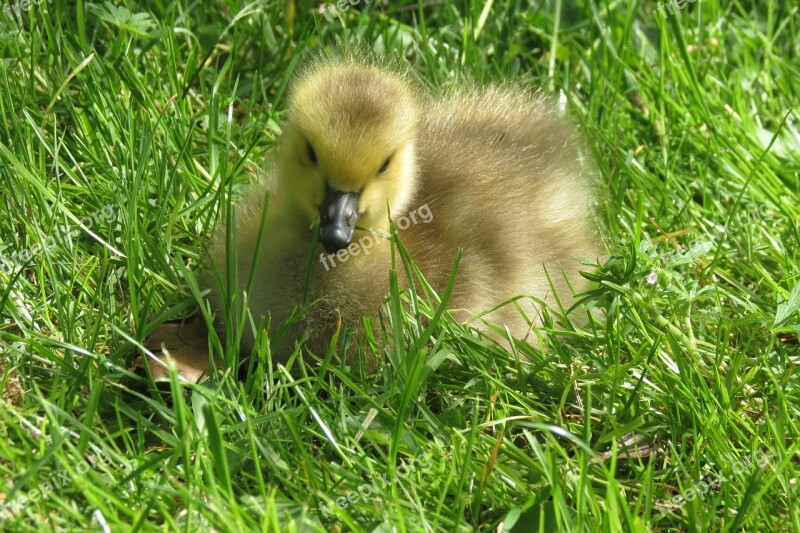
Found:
<box><xmin>207</xmin><ymin>56</ymin><xmax>602</xmax><ymax>360</ymax></box>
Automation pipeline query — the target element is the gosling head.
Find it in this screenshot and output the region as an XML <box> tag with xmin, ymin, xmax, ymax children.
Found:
<box><xmin>278</xmin><ymin>61</ymin><xmax>419</xmax><ymax>253</ymax></box>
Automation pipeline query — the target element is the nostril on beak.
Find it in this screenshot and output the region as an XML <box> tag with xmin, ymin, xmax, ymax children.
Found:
<box><xmin>320</xmin><ymin>225</ymin><xmax>352</xmax><ymax>253</ymax></box>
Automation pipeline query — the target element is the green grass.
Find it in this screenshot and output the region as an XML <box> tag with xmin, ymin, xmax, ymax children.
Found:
<box><xmin>1</xmin><ymin>0</ymin><xmax>799</xmax><ymax>531</ymax></box>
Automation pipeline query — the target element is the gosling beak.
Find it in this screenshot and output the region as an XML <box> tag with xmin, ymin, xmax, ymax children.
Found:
<box><xmin>319</xmin><ymin>185</ymin><xmax>360</xmax><ymax>253</ymax></box>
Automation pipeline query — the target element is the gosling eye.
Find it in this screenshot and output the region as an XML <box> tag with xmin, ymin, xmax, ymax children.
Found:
<box><xmin>307</xmin><ymin>142</ymin><xmax>318</xmax><ymax>165</ymax></box>
<box><xmin>378</xmin><ymin>157</ymin><xmax>391</xmax><ymax>174</ymax></box>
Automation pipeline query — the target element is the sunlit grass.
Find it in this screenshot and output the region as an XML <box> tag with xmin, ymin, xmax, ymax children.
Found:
<box><xmin>1</xmin><ymin>0</ymin><xmax>799</xmax><ymax>531</ymax></box>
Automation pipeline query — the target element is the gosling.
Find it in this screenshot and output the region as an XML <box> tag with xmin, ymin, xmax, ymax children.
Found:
<box><xmin>206</xmin><ymin>54</ymin><xmax>602</xmax><ymax>362</ymax></box>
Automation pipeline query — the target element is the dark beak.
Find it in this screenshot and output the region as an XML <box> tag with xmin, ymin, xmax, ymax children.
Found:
<box><xmin>319</xmin><ymin>185</ymin><xmax>360</xmax><ymax>253</ymax></box>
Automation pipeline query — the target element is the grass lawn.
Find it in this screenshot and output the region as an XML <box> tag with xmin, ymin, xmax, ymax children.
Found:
<box><xmin>1</xmin><ymin>0</ymin><xmax>799</xmax><ymax>530</ymax></box>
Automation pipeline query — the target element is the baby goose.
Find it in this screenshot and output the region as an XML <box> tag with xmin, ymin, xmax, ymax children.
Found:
<box><xmin>206</xmin><ymin>55</ymin><xmax>602</xmax><ymax>362</ymax></box>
